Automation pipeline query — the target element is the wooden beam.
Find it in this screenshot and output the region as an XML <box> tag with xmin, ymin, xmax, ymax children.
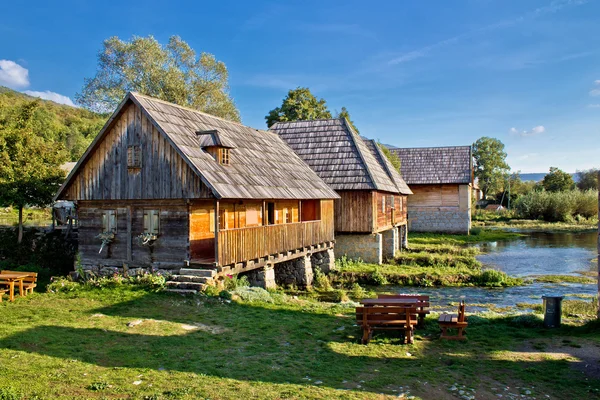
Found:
<box><xmin>214</xmin><ymin>199</ymin><xmax>220</xmax><ymax>266</ymax></box>
<box><xmin>126</xmin><ymin>206</ymin><xmax>132</xmax><ymax>262</ymax></box>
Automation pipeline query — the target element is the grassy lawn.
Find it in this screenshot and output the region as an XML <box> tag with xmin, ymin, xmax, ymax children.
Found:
<box><xmin>0</xmin><ymin>207</ymin><xmax>51</xmax><ymax>227</ymax></box>
<box><xmin>472</xmin><ymin>215</ymin><xmax>598</xmax><ymax>233</ymax></box>
<box><xmin>1</xmin><ymin>286</ymin><xmax>598</xmax><ymax>399</ymax></box>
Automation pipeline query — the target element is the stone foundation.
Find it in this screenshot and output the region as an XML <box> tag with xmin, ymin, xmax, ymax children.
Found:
<box><xmin>245</xmin><ymin>265</ymin><xmax>276</xmax><ymax>289</ymax></box>
<box><xmin>399</xmin><ymin>224</ymin><xmax>408</xmax><ymax>249</ymax></box>
<box><xmin>408</xmin><ymin>208</ymin><xmax>470</xmax><ymax>234</ymax></box>
<box><xmin>311</xmin><ymin>248</ymin><xmax>335</xmax><ymax>273</ymax></box>
<box><xmin>274</xmin><ymin>255</ymin><xmax>313</xmax><ymax>289</ymax></box>
<box><xmin>382</xmin><ymin>228</ymin><xmax>398</xmax><ymax>261</ymax></box>
<box><xmin>335</xmin><ymin>233</ymin><xmax>383</xmax><ymax>264</ymax></box>
<box><xmin>78</xmin><ymin>264</ymin><xmax>178</xmax><ymax>278</ymax></box>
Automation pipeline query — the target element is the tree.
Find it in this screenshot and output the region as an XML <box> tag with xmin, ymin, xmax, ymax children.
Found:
<box><xmin>576</xmin><ymin>168</ymin><xmax>599</xmax><ymax>191</ymax></box>
<box><xmin>266</xmin><ymin>87</ymin><xmax>332</xmax><ymax>127</ymax></box>
<box><xmin>0</xmin><ymin>101</ymin><xmax>67</xmax><ymax>243</ymax></box>
<box><xmin>378</xmin><ymin>143</ymin><xmax>402</xmax><ymax>174</ymax></box>
<box><xmin>76</xmin><ymin>35</ymin><xmax>240</xmax><ymax>121</ymax></box>
<box><xmin>336</xmin><ymin>106</ymin><xmax>359</xmax><ymax>134</ymax></box>
<box><xmin>472</xmin><ymin>137</ymin><xmax>510</xmax><ymax>199</ymax></box>
<box><xmin>542</xmin><ymin>167</ymin><xmax>575</xmax><ymax>192</ymax></box>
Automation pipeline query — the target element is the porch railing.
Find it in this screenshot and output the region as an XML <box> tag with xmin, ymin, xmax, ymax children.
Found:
<box><xmin>217</xmin><ymin>220</ymin><xmax>332</xmax><ymax>266</ymax></box>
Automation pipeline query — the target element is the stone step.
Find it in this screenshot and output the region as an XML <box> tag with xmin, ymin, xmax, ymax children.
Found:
<box><xmin>166</xmin><ymin>281</ymin><xmax>207</xmax><ymax>291</ymax></box>
<box><xmin>179</xmin><ymin>268</ymin><xmax>216</xmax><ymax>277</ymax></box>
<box><xmin>171</xmin><ymin>275</ymin><xmax>213</xmax><ymax>284</ymax></box>
<box><xmin>165</xmin><ymin>288</ymin><xmax>198</xmax><ymax>295</ymax></box>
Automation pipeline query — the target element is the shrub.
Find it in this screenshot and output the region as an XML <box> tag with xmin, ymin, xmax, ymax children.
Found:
<box><xmin>349</xmin><ymin>282</ymin><xmax>367</xmax><ymax>299</ymax></box>
<box><xmin>230</xmin><ymin>286</ymin><xmax>275</xmax><ymax>303</ymax></box>
<box><xmin>330</xmin><ymin>289</ymin><xmax>349</xmax><ymax>303</ymax></box>
<box><xmin>223</xmin><ymin>274</ymin><xmax>250</xmax><ymax>290</ymax></box>
<box><xmin>313</xmin><ymin>267</ymin><xmax>333</xmax><ymax>291</ymax></box>
<box><xmin>47</xmin><ymin>276</ymin><xmax>81</xmax><ymax>293</ymax></box>
<box><xmin>513</xmin><ymin>189</ymin><xmax>598</xmax><ymax>222</ymax></box>
<box><xmin>370</xmin><ymin>268</ymin><xmax>388</xmax><ymax>285</ymax></box>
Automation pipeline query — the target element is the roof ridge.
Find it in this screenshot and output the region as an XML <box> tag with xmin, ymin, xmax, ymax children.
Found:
<box><xmin>391</xmin><ymin>145</ymin><xmax>472</xmax><ymax>151</ymax></box>
<box><xmin>130</xmin><ymin>91</ymin><xmax>272</xmax><ymax>134</ymax></box>
<box><xmin>340</xmin><ymin>117</ymin><xmax>379</xmax><ymax>191</ymax></box>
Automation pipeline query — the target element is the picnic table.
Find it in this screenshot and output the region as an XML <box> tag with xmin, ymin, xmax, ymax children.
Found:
<box><xmin>360</xmin><ymin>298</ymin><xmax>418</xmax><ymax>306</ymax></box>
<box><xmin>357</xmin><ymin>298</ymin><xmax>420</xmax><ymax>344</ymax></box>
<box><xmin>0</xmin><ymin>272</ymin><xmax>29</xmax><ymax>302</ymax></box>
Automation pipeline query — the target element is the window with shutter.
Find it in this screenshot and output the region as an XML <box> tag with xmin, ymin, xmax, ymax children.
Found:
<box><xmin>102</xmin><ymin>210</ymin><xmax>117</xmax><ymax>233</ymax></box>
<box><xmin>127</xmin><ymin>145</ymin><xmax>141</xmax><ymax>168</ymax></box>
<box><xmin>381</xmin><ymin>196</ymin><xmax>385</xmax><ymax>213</ymax></box>
<box><xmin>143</xmin><ymin>210</ymin><xmax>160</xmax><ymax>234</ymax></box>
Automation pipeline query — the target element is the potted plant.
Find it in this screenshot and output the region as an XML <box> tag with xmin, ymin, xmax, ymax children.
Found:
<box><xmin>96</xmin><ymin>231</ymin><xmax>115</xmax><ymax>253</ymax></box>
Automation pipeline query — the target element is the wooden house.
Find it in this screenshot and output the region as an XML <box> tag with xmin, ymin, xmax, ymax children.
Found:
<box><xmin>54</xmin><ymin>92</ymin><xmax>339</xmax><ymax>291</ymax></box>
<box><xmin>390</xmin><ymin>146</ymin><xmax>473</xmax><ymax>234</ymax></box>
<box><xmin>271</xmin><ymin>119</ymin><xmax>412</xmax><ymax>264</ymax></box>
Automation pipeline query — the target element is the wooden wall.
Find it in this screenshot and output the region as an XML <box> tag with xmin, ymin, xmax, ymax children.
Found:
<box><xmin>334</xmin><ymin>191</ymin><xmax>373</xmax><ymax>233</ymax></box>
<box><xmin>78</xmin><ymin>200</ymin><xmax>189</xmax><ymax>268</ymax></box>
<box><xmin>334</xmin><ymin>191</ymin><xmax>407</xmax><ymax>233</ymax></box>
<box><xmin>61</xmin><ymin>102</ymin><xmax>212</xmax><ymax>201</ymax></box>
<box><xmin>407</xmin><ymin>184</ymin><xmax>461</xmax><ymax>208</ymax></box>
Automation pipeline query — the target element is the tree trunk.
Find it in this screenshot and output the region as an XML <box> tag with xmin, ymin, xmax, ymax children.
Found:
<box><xmin>17</xmin><ymin>205</ymin><xmax>23</xmax><ymax>244</ymax></box>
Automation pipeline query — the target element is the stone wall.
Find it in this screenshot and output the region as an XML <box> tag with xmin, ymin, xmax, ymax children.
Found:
<box><xmin>382</xmin><ymin>228</ymin><xmax>398</xmax><ymax>261</ymax></box>
<box><xmin>245</xmin><ymin>265</ymin><xmax>276</xmax><ymax>289</ymax></box>
<box><xmin>408</xmin><ymin>207</ymin><xmax>471</xmax><ymax>234</ymax></box>
<box><xmin>311</xmin><ymin>248</ymin><xmax>335</xmax><ymax>273</ymax></box>
<box><xmin>78</xmin><ymin>264</ymin><xmax>178</xmax><ymax>278</ymax></box>
<box><xmin>274</xmin><ymin>255</ymin><xmax>313</xmax><ymax>289</ymax></box>
<box><xmin>335</xmin><ymin>233</ymin><xmax>382</xmax><ymax>264</ymax></box>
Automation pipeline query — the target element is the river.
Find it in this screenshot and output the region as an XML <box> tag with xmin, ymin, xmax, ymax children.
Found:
<box><xmin>386</xmin><ymin>231</ymin><xmax>598</xmax><ymax>312</ymax></box>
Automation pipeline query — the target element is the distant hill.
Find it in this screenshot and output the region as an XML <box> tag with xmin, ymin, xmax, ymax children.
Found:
<box><xmin>0</xmin><ymin>86</ymin><xmax>107</xmax><ymax>161</ymax></box>
<box><xmin>519</xmin><ymin>172</ymin><xmax>579</xmax><ymax>182</ymax></box>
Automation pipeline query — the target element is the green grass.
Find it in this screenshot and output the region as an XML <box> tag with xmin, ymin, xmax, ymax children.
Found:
<box><xmin>0</xmin><ymin>286</ymin><xmax>599</xmax><ymax>399</ymax></box>
<box><xmin>0</xmin><ymin>206</ymin><xmax>51</xmax><ymax>227</ymax></box>
<box><xmin>533</xmin><ymin>275</ymin><xmax>597</xmax><ymax>284</ymax></box>
<box><xmin>473</xmin><ymin>218</ymin><xmax>598</xmax><ymax>232</ymax></box>
<box><xmin>410</xmin><ymin>229</ymin><xmax>523</xmax><ymax>245</ymax></box>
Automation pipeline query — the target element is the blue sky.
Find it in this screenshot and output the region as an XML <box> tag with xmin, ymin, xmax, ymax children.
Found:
<box><xmin>1</xmin><ymin>0</ymin><xmax>599</xmax><ymax>173</ymax></box>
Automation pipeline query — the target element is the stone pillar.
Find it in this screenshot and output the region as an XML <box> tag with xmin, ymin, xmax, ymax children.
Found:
<box><xmin>297</xmin><ymin>255</ymin><xmax>313</xmax><ymax>289</ymax></box>
<box><xmin>274</xmin><ymin>255</ymin><xmax>313</xmax><ymax>289</ymax></box>
<box><xmin>382</xmin><ymin>228</ymin><xmax>398</xmax><ymax>261</ymax></box>
<box><xmin>310</xmin><ymin>248</ymin><xmax>335</xmax><ymax>273</ymax></box>
<box><xmin>400</xmin><ymin>224</ymin><xmax>408</xmax><ymax>249</ymax></box>
<box><xmin>246</xmin><ymin>265</ymin><xmax>276</xmax><ymax>289</ymax></box>
<box><xmin>335</xmin><ymin>233</ymin><xmax>383</xmax><ymax>264</ymax></box>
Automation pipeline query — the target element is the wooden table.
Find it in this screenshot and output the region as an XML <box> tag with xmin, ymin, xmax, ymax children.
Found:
<box><xmin>0</xmin><ymin>273</ymin><xmax>29</xmax><ymax>302</ymax></box>
<box><xmin>360</xmin><ymin>298</ymin><xmax>418</xmax><ymax>306</ymax></box>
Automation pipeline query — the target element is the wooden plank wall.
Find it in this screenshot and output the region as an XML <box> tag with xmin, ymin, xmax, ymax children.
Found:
<box><xmin>408</xmin><ymin>184</ymin><xmax>460</xmax><ymax>208</ymax></box>
<box><xmin>62</xmin><ymin>102</ymin><xmax>212</xmax><ymax>201</ymax></box>
<box><xmin>78</xmin><ymin>200</ymin><xmax>188</xmax><ymax>268</ymax></box>
<box><xmin>334</xmin><ymin>191</ymin><xmax>373</xmax><ymax>233</ymax></box>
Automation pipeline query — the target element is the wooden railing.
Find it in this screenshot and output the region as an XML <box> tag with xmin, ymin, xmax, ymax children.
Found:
<box><xmin>217</xmin><ymin>220</ymin><xmax>332</xmax><ymax>266</ymax></box>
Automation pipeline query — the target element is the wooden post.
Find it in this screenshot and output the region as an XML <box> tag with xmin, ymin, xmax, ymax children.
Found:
<box><xmin>126</xmin><ymin>206</ymin><xmax>132</xmax><ymax>262</ymax></box>
<box><xmin>214</xmin><ymin>199</ymin><xmax>220</xmax><ymax>266</ymax></box>
<box><xmin>262</xmin><ymin>200</ymin><xmax>267</xmax><ymax>225</ymax></box>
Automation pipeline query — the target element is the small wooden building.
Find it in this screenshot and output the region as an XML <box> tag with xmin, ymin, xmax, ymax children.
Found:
<box><xmin>271</xmin><ymin>118</ymin><xmax>412</xmax><ymax>264</ymax></box>
<box><xmin>390</xmin><ymin>146</ymin><xmax>473</xmax><ymax>234</ymax></box>
<box><xmin>55</xmin><ymin>92</ymin><xmax>339</xmax><ymax>290</ymax></box>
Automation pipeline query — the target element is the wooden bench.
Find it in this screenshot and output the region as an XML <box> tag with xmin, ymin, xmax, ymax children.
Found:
<box><xmin>438</xmin><ymin>301</ymin><xmax>468</xmax><ymax>340</ymax></box>
<box><xmin>1</xmin><ymin>271</ymin><xmax>38</xmax><ymax>295</ymax></box>
<box><xmin>356</xmin><ymin>306</ymin><xmax>418</xmax><ymax>345</ymax></box>
<box><xmin>378</xmin><ymin>294</ymin><xmax>430</xmax><ymax>328</ymax></box>
<box><xmin>0</xmin><ymin>288</ymin><xmax>5</xmax><ymax>302</ymax></box>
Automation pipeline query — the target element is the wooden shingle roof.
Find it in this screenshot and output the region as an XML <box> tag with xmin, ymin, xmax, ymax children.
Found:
<box><xmin>56</xmin><ymin>93</ymin><xmax>338</xmax><ymax>200</ymax></box>
<box><xmin>270</xmin><ymin>118</ymin><xmax>412</xmax><ymax>195</ymax></box>
<box><xmin>390</xmin><ymin>146</ymin><xmax>472</xmax><ymax>185</ymax></box>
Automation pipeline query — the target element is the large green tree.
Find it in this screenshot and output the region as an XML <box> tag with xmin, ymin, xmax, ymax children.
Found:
<box><xmin>472</xmin><ymin>137</ymin><xmax>510</xmax><ymax>199</ymax></box>
<box><xmin>0</xmin><ymin>101</ymin><xmax>67</xmax><ymax>242</ymax></box>
<box><xmin>76</xmin><ymin>35</ymin><xmax>240</xmax><ymax>121</ymax></box>
<box><xmin>576</xmin><ymin>168</ymin><xmax>599</xmax><ymax>191</ymax></box>
<box><xmin>266</xmin><ymin>87</ymin><xmax>332</xmax><ymax>127</ymax></box>
<box><xmin>542</xmin><ymin>167</ymin><xmax>575</xmax><ymax>192</ymax></box>
<box><xmin>336</xmin><ymin>106</ymin><xmax>359</xmax><ymax>134</ymax></box>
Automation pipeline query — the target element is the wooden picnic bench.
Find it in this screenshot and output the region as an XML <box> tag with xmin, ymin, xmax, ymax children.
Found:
<box><xmin>356</xmin><ymin>305</ymin><xmax>418</xmax><ymax>345</ymax></box>
<box><xmin>1</xmin><ymin>270</ymin><xmax>38</xmax><ymax>295</ymax></box>
<box><xmin>438</xmin><ymin>301</ymin><xmax>468</xmax><ymax>340</ymax></box>
<box><xmin>0</xmin><ymin>288</ymin><xmax>6</xmax><ymax>302</ymax></box>
<box><xmin>377</xmin><ymin>294</ymin><xmax>430</xmax><ymax>328</ymax></box>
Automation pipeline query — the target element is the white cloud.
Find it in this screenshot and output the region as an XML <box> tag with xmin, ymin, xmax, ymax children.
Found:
<box><xmin>590</xmin><ymin>80</ymin><xmax>600</xmax><ymax>96</ymax></box>
<box><xmin>0</xmin><ymin>59</ymin><xmax>29</xmax><ymax>88</ymax></box>
<box><xmin>588</xmin><ymin>104</ymin><xmax>600</xmax><ymax>108</ymax></box>
<box><xmin>24</xmin><ymin>90</ymin><xmax>76</xmax><ymax>107</ymax></box>
<box><xmin>510</xmin><ymin>125</ymin><xmax>545</xmax><ymax>137</ymax></box>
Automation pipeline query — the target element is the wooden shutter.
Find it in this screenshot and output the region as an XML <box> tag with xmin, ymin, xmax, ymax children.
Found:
<box><xmin>103</xmin><ymin>210</ymin><xmax>117</xmax><ymax>232</ymax></box>
<box><xmin>151</xmin><ymin>211</ymin><xmax>159</xmax><ymax>234</ymax></box>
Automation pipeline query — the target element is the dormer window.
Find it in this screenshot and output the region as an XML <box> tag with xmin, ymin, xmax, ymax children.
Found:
<box><xmin>219</xmin><ymin>148</ymin><xmax>230</xmax><ymax>165</ymax></box>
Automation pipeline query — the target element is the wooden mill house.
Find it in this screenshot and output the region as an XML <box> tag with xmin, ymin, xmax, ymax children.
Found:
<box><xmin>271</xmin><ymin>118</ymin><xmax>412</xmax><ymax>264</ymax></box>
<box><xmin>54</xmin><ymin>92</ymin><xmax>339</xmax><ymax>291</ymax></box>
<box><xmin>390</xmin><ymin>146</ymin><xmax>473</xmax><ymax>234</ymax></box>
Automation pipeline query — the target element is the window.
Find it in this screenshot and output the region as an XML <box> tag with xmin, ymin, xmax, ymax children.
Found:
<box><xmin>389</xmin><ymin>195</ymin><xmax>395</xmax><ymax>209</ymax></box>
<box><xmin>143</xmin><ymin>210</ymin><xmax>159</xmax><ymax>234</ymax></box>
<box><xmin>102</xmin><ymin>210</ymin><xmax>117</xmax><ymax>233</ymax></box>
<box><xmin>267</xmin><ymin>202</ymin><xmax>275</xmax><ymax>225</ymax></box>
<box><xmin>219</xmin><ymin>148</ymin><xmax>230</xmax><ymax>165</ymax></box>
<box><xmin>284</xmin><ymin>208</ymin><xmax>291</xmax><ymax>223</ymax></box>
<box><xmin>246</xmin><ymin>207</ymin><xmax>259</xmax><ymax>226</ymax></box>
<box><xmin>127</xmin><ymin>145</ymin><xmax>141</xmax><ymax>168</ymax></box>
<box><xmin>381</xmin><ymin>196</ymin><xmax>386</xmax><ymax>213</ymax></box>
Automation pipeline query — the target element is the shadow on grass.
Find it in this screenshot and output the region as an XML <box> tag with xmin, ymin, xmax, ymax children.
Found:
<box><xmin>1</xmin><ymin>292</ymin><xmax>599</xmax><ymax>397</ymax></box>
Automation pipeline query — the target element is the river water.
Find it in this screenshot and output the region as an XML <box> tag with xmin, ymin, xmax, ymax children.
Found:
<box><xmin>386</xmin><ymin>231</ymin><xmax>598</xmax><ymax>312</ymax></box>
